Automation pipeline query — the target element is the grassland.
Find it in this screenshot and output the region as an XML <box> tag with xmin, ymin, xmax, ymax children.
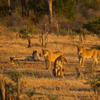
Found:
<box><xmin>0</xmin><ymin>30</ymin><xmax>100</xmax><ymax>100</ymax></box>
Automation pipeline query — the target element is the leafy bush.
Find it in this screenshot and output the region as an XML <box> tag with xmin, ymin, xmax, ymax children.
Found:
<box><xmin>79</xmin><ymin>27</ymin><xmax>91</xmax><ymax>35</ymax></box>
<box><xmin>8</xmin><ymin>26</ymin><xmax>19</xmax><ymax>32</ymax></box>
<box><xmin>10</xmin><ymin>70</ymin><xmax>24</xmax><ymax>82</ymax></box>
<box><xmin>82</xmin><ymin>17</ymin><xmax>100</xmax><ymax>34</ymax></box>
<box><xmin>19</xmin><ymin>28</ymin><xmax>28</xmax><ymax>38</ymax></box>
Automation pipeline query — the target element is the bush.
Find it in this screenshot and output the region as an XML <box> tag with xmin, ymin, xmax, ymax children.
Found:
<box><xmin>19</xmin><ymin>28</ymin><xmax>28</xmax><ymax>38</ymax></box>
<box><xmin>19</xmin><ymin>25</ymin><xmax>38</xmax><ymax>38</ymax></box>
<box><xmin>82</xmin><ymin>17</ymin><xmax>100</xmax><ymax>34</ymax></box>
<box><xmin>10</xmin><ymin>70</ymin><xmax>24</xmax><ymax>82</ymax></box>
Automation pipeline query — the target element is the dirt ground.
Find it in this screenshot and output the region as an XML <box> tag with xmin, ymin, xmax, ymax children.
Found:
<box><xmin>0</xmin><ymin>33</ymin><xmax>100</xmax><ymax>100</ymax></box>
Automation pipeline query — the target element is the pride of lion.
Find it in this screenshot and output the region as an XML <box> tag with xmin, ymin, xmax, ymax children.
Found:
<box><xmin>42</xmin><ymin>49</ymin><xmax>67</xmax><ymax>77</ymax></box>
<box><xmin>42</xmin><ymin>45</ymin><xmax>99</xmax><ymax>77</ymax></box>
<box><xmin>9</xmin><ymin>36</ymin><xmax>99</xmax><ymax>77</ymax></box>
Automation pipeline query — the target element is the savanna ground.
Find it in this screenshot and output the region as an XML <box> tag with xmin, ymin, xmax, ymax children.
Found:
<box><xmin>0</xmin><ymin>27</ymin><xmax>100</xmax><ymax>100</ymax></box>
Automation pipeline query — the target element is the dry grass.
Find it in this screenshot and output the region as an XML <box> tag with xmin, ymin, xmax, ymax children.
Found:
<box><xmin>0</xmin><ymin>28</ymin><xmax>100</xmax><ymax>99</ymax></box>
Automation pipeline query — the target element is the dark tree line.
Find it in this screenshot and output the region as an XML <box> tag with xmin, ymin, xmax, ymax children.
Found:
<box><xmin>1</xmin><ymin>0</ymin><xmax>100</xmax><ymax>24</ymax></box>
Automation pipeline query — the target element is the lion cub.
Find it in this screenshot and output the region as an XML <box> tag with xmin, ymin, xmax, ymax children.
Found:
<box><xmin>77</xmin><ymin>45</ymin><xmax>99</xmax><ymax>66</ymax></box>
<box><xmin>53</xmin><ymin>55</ymin><xmax>67</xmax><ymax>77</ymax></box>
<box><xmin>42</xmin><ymin>49</ymin><xmax>63</xmax><ymax>69</ymax></box>
<box><xmin>52</xmin><ymin>69</ymin><xmax>65</xmax><ymax>77</ymax></box>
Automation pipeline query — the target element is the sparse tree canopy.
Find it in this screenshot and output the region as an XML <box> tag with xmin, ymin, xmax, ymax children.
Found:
<box><xmin>28</xmin><ymin>0</ymin><xmax>48</xmax><ymax>16</ymax></box>
<box><xmin>0</xmin><ymin>0</ymin><xmax>9</xmax><ymax>17</ymax></box>
<box><xmin>53</xmin><ymin>0</ymin><xmax>77</xmax><ymax>20</ymax></box>
<box><xmin>28</xmin><ymin>0</ymin><xmax>77</xmax><ymax>20</ymax></box>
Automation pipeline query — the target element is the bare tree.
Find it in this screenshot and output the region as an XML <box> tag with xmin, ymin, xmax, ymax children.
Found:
<box><xmin>47</xmin><ymin>0</ymin><xmax>53</xmax><ymax>24</ymax></box>
<box><xmin>39</xmin><ymin>24</ymin><xmax>49</xmax><ymax>47</ymax></box>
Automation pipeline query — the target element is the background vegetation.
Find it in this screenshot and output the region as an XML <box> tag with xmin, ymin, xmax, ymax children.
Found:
<box><xmin>0</xmin><ymin>0</ymin><xmax>100</xmax><ymax>37</ymax></box>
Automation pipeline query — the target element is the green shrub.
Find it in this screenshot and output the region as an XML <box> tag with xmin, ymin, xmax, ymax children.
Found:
<box><xmin>19</xmin><ymin>28</ymin><xmax>28</xmax><ymax>38</ymax></box>
<box><xmin>79</xmin><ymin>27</ymin><xmax>91</xmax><ymax>35</ymax></box>
<box><xmin>82</xmin><ymin>17</ymin><xmax>100</xmax><ymax>34</ymax></box>
<box><xmin>19</xmin><ymin>25</ymin><xmax>38</xmax><ymax>38</ymax></box>
<box><xmin>10</xmin><ymin>70</ymin><xmax>24</xmax><ymax>82</ymax></box>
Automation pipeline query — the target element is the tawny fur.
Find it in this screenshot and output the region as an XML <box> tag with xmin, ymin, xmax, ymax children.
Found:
<box><xmin>42</xmin><ymin>49</ymin><xmax>63</xmax><ymax>69</ymax></box>
<box><xmin>77</xmin><ymin>45</ymin><xmax>99</xmax><ymax>66</ymax></box>
<box><xmin>54</xmin><ymin>55</ymin><xmax>67</xmax><ymax>77</ymax></box>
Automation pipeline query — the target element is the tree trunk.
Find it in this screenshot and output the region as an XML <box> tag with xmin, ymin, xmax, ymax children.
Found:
<box><xmin>8</xmin><ymin>0</ymin><xmax>11</xmax><ymax>15</ymax></box>
<box><xmin>21</xmin><ymin>0</ymin><xmax>27</xmax><ymax>17</ymax></box>
<box><xmin>76</xmin><ymin>0</ymin><xmax>78</xmax><ymax>12</ymax></box>
<box><xmin>47</xmin><ymin>0</ymin><xmax>53</xmax><ymax>24</ymax></box>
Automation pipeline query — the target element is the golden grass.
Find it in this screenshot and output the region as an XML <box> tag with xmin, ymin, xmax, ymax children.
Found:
<box><xmin>0</xmin><ymin>31</ymin><xmax>100</xmax><ymax>99</ymax></box>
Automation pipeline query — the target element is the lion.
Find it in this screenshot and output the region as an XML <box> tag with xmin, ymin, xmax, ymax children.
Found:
<box><xmin>32</xmin><ymin>50</ymin><xmax>41</xmax><ymax>60</ymax></box>
<box><xmin>9</xmin><ymin>50</ymin><xmax>42</xmax><ymax>64</ymax></box>
<box><xmin>77</xmin><ymin>45</ymin><xmax>99</xmax><ymax>66</ymax></box>
<box><xmin>53</xmin><ymin>55</ymin><xmax>67</xmax><ymax>77</ymax></box>
<box><xmin>42</xmin><ymin>49</ymin><xmax>63</xmax><ymax>69</ymax></box>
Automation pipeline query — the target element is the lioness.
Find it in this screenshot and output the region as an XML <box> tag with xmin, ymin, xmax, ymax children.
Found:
<box><xmin>42</xmin><ymin>49</ymin><xmax>63</xmax><ymax>69</ymax></box>
<box><xmin>77</xmin><ymin>45</ymin><xmax>99</xmax><ymax>66</ymax></box>
<box><xmin>54</xmin><ymin>55</ymin><xmax>67</xmax><ymax>77</ymax></box>
<box><xmin>9</xmin><ymin>50</ymin><xmax>42</xmax><ymax>64</ymax></box>
<box><xmin>32</xmin><ymin>50</ymin><xmax>41</xmax><ymax>60</ymax></box>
